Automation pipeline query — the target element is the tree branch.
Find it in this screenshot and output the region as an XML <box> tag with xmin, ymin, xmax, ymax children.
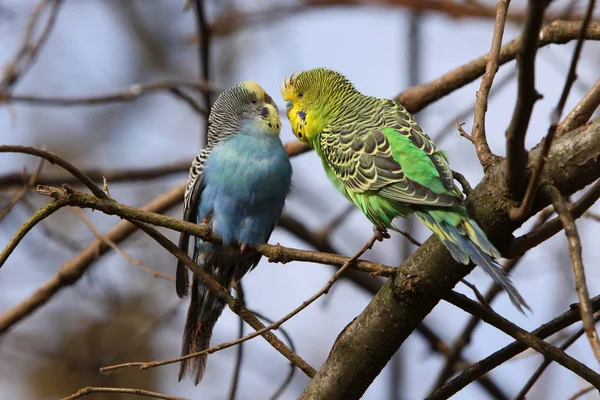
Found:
<box><xmin>60</xmin><ymin>386</ymin><xmax>187</xmax><ymax>400</ymax></box>
<box><xmin>557</xmin><ymin>77</ymin><xmax>600</xmax><ymax>136</ymax></box>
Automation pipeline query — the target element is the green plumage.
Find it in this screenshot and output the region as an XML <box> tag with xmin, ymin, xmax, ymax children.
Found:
<box><xmin>282</xmin><ymin>68</ymin><xmax>528</xmax><ymax>311</ymax></box>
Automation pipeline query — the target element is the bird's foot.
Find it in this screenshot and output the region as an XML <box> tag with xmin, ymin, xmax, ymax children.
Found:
<box><xmin>240</xmin><ymin>243</ymin><xmax>247</xmax><ymax>254</ymax></box>
<box><xmin>201</xmin><ymin>218</ymin><xmax>209</xmax><ymax>225</ymax></box>
<box><xmin>373</xmin><ymin>226</ymin><xmax>390</xmax><ymax>242</ymax></box>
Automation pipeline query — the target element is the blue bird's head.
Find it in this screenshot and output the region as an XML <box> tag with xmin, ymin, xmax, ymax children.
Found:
<box><xmin>207</xmin><ymin>81</ymin><xmax>281</xmax><ymax>145</ymax></box>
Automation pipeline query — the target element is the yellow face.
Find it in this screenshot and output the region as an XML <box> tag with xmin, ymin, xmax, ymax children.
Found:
<box><xmin>241</xmin><ymin>81</ymin><xmax>281</xmax><ymax>135</ymax></box>
<box><xmin>280</xmin><ymin>72</ymin><xmax>316</xmax><ymax>143</ymax></box>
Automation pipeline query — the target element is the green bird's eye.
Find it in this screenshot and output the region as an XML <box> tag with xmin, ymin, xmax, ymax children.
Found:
<box><xmin>298</xmin><ymin>92</ymin><xmax>304</xmax><ymax>99</ymax></box>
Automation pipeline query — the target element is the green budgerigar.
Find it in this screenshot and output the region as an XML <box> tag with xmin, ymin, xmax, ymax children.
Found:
<box><xmin>281</xmin><ymin>68</ymin><xmax>528</xmax><ymax>311</ymax></box>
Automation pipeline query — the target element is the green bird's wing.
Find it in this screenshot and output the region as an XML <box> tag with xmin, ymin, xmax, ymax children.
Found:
<box><xmin>319</xmin><ymin>99</ymin><xmax>462</xmax><ymax>207</ymax></box>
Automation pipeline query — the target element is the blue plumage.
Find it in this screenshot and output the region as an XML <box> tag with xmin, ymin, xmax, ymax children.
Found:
<box><xmin>177</xmin><ymin>82</ymin><xmax>292</xmax><ymax>385</ymax></box>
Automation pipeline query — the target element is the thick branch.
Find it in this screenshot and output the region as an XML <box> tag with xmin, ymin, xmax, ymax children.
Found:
<box><xmin>298</xmin><ymin>118</ymin><xmax>600</xmax><ymax>399</ymax></box>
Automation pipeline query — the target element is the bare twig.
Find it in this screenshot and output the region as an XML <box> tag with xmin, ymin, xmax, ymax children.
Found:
<box><xmin>70</xmin><ymin>207</ymin><xmax>174</xmax><ymax>282</ymax></box>
<box><xmin>60</xmin><ymin>386</ymin><xmax>187</xmax><ymax>400</ymax></box>
<box><xmin>545</xmin><ymin>185</ymin><xmax>600</xmax><ymax>364</ymax></box>
<box><xmin>505</xmin><ymin>0</ymin><xmax>549</xmax><ymax>197</ymax></box>
<box><xmin>452</xmin><ymin>170</ymin><xmax>473</xmax><ymax>197</ymax></box>
<box><xmin>250</xmin><ymin>309</ymin><xmax>298</xmax><ymax>400</ymax></box>
<box><xmin>510</xmin><ymin>0</ymin><xmax>597</xmax><ymax>220</ymax></box>
<box><xmin>101</xmin><ymin>233</ymin><xmax>378</xmax><ymax>374</ymax></box>
<box><xmin>469</xmin><ymin>0</ymin><xmax>509</xmax><ymax>169</ymax></box>
<box><xmin>0</xmin><ymin>0</ymin><xmax>62</xmax><ymax>92</ymax></box>
<box><xmin>516</xmin><ymin>312</ymin><xmax>600</xmax><ymax>399</ymax></box>
<box><xmin>228</xmin><ymin>282</ymin><xmax>245</xmax><ymax>400</ymax></box>
<box><xmin>557</xmin><ymin>77</ymin><xmax>600</xmax><ymax>136</ymax></box>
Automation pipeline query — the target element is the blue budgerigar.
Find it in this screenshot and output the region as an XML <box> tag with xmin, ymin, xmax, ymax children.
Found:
<box><xmin>176</xmin><ymin>81</ymin><xmax>292</xmax><ymax>385</ymax></box>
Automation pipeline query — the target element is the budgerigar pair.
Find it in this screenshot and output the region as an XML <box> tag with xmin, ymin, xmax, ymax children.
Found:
<box><xmin>177</xmin><ymin>69</ymin><xmax>528</xmax><ymax>385</ymax></box>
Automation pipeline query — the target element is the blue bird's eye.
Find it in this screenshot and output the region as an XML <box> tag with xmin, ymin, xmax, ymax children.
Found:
<box><xmin>285</xmin><ymin>101</ymin><xmax>292</xmax><ymax>110</ymax></box>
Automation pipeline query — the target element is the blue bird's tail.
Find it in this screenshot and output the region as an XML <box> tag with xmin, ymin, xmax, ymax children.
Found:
<box><xmin>179</xmin><ymin>276</ymin><xmax>225</xmax><ymax>385</ymax></box>
<box><xmin>414</xmin><ymin>208</ymin><xmax>530</xmax><ymax>313</ymax></box>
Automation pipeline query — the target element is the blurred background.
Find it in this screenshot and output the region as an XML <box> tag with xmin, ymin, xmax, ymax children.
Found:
<box><xmin>1</xmin><ymin>0</ymin><xmax>600</xmax><ymax>399</ymax></box>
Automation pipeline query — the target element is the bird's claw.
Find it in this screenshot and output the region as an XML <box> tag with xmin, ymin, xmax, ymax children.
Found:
<box><xmin>373</xmin><ymin>226</ymin><xmax>390</xmax><ymax>242</ymax></box>
<box><xmin>240</xmin><ymin>243</ymin><xmax>247</xmax><ymax>254</ymax></box>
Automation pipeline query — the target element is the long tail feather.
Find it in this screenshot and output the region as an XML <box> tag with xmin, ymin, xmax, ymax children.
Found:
<box><xmin>179</xmin><ymin>276</ymin><xmax>225</xmax><ymax>385</ymax></box>
<box><xmin>414</xmin><ymin>210</ymin><xmax>530</xmax><ymax>313</ymax></box>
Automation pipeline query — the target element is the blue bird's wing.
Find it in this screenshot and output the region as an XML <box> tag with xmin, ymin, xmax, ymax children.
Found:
<box><xmin>177</xmin><ymin>147</ymin><xmax>211</xmax><ymax>297</ymax></box>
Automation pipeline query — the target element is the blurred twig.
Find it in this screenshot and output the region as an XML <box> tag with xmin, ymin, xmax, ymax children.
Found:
<box><xmin>208</xmin><ymin>1</ymin><xmax>598</xmax><ymax>36</ymax></box>
<box><xmin>70</xmin><ymin>207</ymin><xmax>175</xmax><ymax>282</ymax></box>
<box><xmin>510</xmin><ymin>0</ymin><xmax>596</xmax><ymax>220</ymax></box>
<box><xmin>6</xmin><ymin>80</ymin><xmax>214</xmax><ymax>116</ymax></box>
<box><xmin>0</xmin><ymin>0</ymin><xmax>62</xmax><ymax>92</ymax></box>
<box><xmin>568</xmin><ymin>386</ymin><xmax>596</xmax><ymax>400</ymax></box>
<box><xmin>0</xmin><ymin>158</ymin><xmax>44</xmax><ymax>222</ymax></box>
<box><xmin>228</xmin><ymin>282</ymin><xmax>245</xmax><ymax>400</ymax></box>
<box><xmin>193</xmin><ymin>0</ymin><xmax>212</xmax><ymax>142</ymax></box>
<box><xmin>60</xmin><ymin>386</ymin><xmax>187</xmax><ymax>400</ymax></box>
<box><xmin>545</xmin><ymin>185</ymin><xmax>600</xmax><ymax>364</ymax></box>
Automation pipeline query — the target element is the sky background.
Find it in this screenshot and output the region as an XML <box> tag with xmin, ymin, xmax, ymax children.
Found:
<box><xmin>1</xmin><ymin>0</ymin><xmax>600</xmax><ymax>399</ymax></box>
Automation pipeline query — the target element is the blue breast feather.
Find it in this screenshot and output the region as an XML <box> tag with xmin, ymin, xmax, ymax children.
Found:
<box><xmin>197</xmin><ymin>128</ymin><xmax>292</xmax><ymax>249</ymax></box>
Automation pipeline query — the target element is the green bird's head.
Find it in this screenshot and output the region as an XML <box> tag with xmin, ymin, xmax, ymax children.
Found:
<box><xmin>280</xmin><ymin>68</ymin><xmax>357</xmax><ymax>144</ymax></box>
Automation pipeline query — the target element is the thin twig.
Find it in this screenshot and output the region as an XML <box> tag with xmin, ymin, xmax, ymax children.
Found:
<box><xmin>505</xmin><ymin>0</ymin><xmax>549</xmax><ymax>197</ymax></box>
<box><xmin>557</xmin><ymin>77</ymin><xmax>600</xmax><ymax>136</ymax></box>
<box><xmin>7</xmin><ymin>80</ymin><xmax>213</xmax><ymax>116</ymax></box>
<box><xmin>101</xmin><ymin>234</ymin><xmax>379</xmax><ymax>374</ymax></box>
<box><xmin>250</xmin><ymin>309</ymin><xmax>298</xmax><ymax>400</ymax></box>
<box><xmin>228</xmin><ymin>282</ymin><xmax>245</xmax><ymax>400</ymax></box>
<box><xmin>0</xmin><ymin>0</ymin><xmax>62</xmax><ymax>92</ymax></box>
<box><xmin>0</xmin><ymin>157</ymin><xmax>45</xmax><ymax>222</ymax></box>
<box><xmin>70</xmin><ymin>207</ymin><xmax>175</xmax><ymax>282</ymax></box>
<box><xmin>193</xmin><ymin>0</ymin><xmax>212</xmax><ymax>142</ymax></box>
<box><xmin>469</xmin><ymin>0</ymin><xmax>509</xmax><ymax>169</ymax></box>
<box><xmin>452</xmin><ymin>170</ymin><xmax>473</xmax><ymax>197</ymax></box>
<box><xmin>516</xmin><ymin>312</ymin><xmax>600</xmax><ymax>399</ymax></box>
<box><xmin>60</xmin><ymin>386</ymin><xmax>187</xmax><ymax>400</ymax></box>
<box><xmin>545</xmin><ymin>185</ymin><xmax>600</xmax><ymax>364</ymax></box>
<box><xmin>510</xmin><ymin>0</ymin><xmax>597</xmax><ymax>220</ymax></box>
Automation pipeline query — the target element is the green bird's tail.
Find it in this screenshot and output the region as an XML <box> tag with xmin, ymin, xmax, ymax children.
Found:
<box><xmin>414</xmin><ymin>207</ymin><xmax>529</xmax><ymax>313</ymax></box>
